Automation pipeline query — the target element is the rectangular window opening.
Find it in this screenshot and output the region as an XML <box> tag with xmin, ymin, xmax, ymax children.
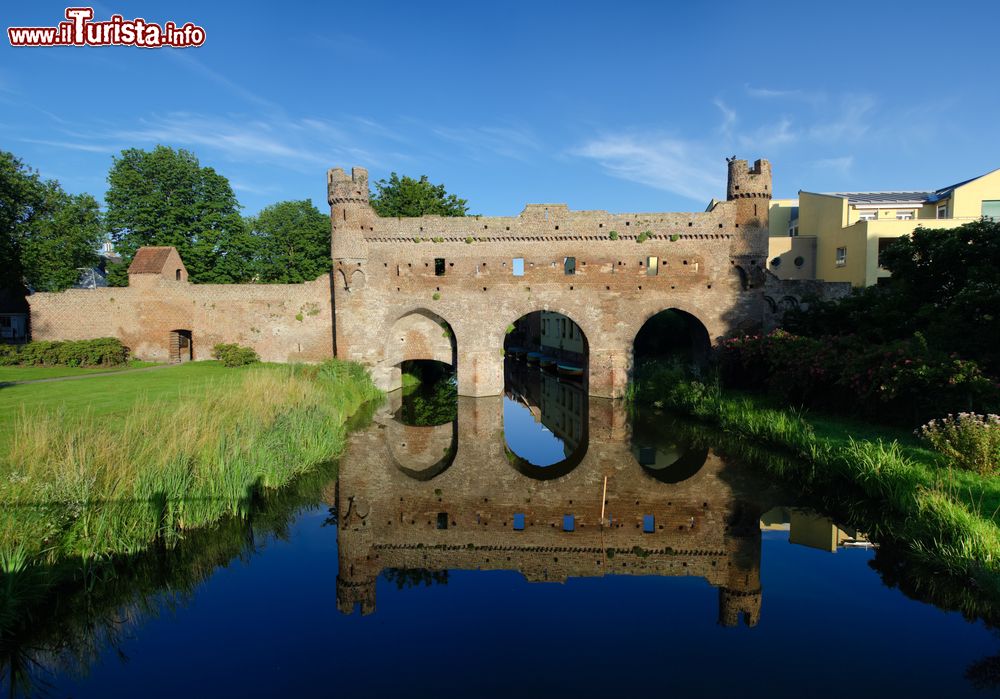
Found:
<box><xmin>983</xmin><ymin>200</ymin><xmax>1000</xmax><ymax>222</ymax></box>
<box><xmin>512</xmin><ymin>257</ymin><xmax>525</xmax><ymax>276</ymax></box>
<box><xmin>937</xmin><ymin>204</ymin><xmax>949</xmax><ymax>219</ymax></box>
<box><xmin>436</xmin><ymin>512</ymin><xmax>449</xmax><ymax>530</ymax></box>
<box><xmin>513</xmin><ymin>513</ymin><xmax>525</xmax><ymax>531</ymax></box>
<box><xmin>563</xmin><ymin>514</ymin><xmax>575</xmax><ymax>532</ymax></box>
<box><xmin>835</xmin><ymin>246</ymin><xmax>847</xmax><ymax>267</ymax></box>
<box><xmin>564</xmin><ymin>256</ymin><xmax>576</xmax><ymax>275</ymax></box>
<box><xmin>434</xmin><ymin>258</ymin><xmax>446</xmax><ymax>276</ymax></box>
<box><xmin>643</xmin><ymin>515</ymin><xmax>655</xmax><ymax>533</ymax></box>
<box><xmin>646</xmin><ymin>256</ymin><xmax>658</xmax><ymax>276</ymax></box>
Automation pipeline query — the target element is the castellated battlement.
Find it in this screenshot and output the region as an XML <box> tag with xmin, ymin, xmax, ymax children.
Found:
<box><xmin>726</xmin><ymin>157</ymin><xmax>772</xmax><ymax>201</ymax></box>
<box><xmin>327</xmin><ymin>166</ymin><xmax>370</xmax><ymax>205</ymax></box>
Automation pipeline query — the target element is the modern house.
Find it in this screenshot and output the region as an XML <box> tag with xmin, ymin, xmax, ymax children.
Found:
<box><xmin>768</xmin><ymin>168</ymin><xmax>1000</xmax><ymax>286</ymax></box>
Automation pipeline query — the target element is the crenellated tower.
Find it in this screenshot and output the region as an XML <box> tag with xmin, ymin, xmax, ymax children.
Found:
<box><xmin>727</xmin><ymin>157</ymin><xmax>772</xmax><ymax>229</ymax></box>
<box><xmin>328</xmin><ymin>166</ymin><xmax>374</xmax><ymax>263</ymax></box>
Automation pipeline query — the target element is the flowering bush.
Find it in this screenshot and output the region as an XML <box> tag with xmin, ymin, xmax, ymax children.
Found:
<box><xmin>918</xmin><ymin>413</ymin><xmax>1000</xmax><ymax>475</ymax></box>
<box><xmin>719</xmin><ymin>331</ymin><xmax>999</xmax><ymax>426</ymax></box>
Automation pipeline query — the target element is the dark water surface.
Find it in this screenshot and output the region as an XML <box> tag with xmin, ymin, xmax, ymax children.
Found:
<box><xmin>3</xmin><ymin>366</ymin><xmax>999</xmax><ymax>698</ymax></box>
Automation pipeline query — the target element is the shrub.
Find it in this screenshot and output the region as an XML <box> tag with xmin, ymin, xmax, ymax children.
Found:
<box><xmin>0</xmin><ymin>345</ymin><xmax>19</xmax><ymax>366</ymax></box>
<box><xmin>636</xmin><ymin>230</ymin><xmax>651</xmax><ymax>243</ymax></box>
<box><xmin>669</xmin><ymin>233</ymin><xmax>680</xmax><ymax>242</ymax></box>
<box><xmin>919</xmin><ymin>413</ymin><xmax>1000</xmax><ymax>475</ymax></box>
<box><xmin>718</xmin><ymin>330</ymin><xmax>999</xmax><ymax>426</ymax></box>
<box><xmin>6</xmin><ymin>338</ymin><xmax>130</xmax><ymax>367</ymax></box>
<box><xmin>211</xmin><ymin>343</ymin><xmax>259</xmax><ymax>367</ymax></box>
<box><xmin>609</xmin><ymin>231</ymin><xmax>619</xmax><ymax>240</ymax></box>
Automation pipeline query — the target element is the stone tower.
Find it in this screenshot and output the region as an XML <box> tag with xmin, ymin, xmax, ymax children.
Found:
<box><xmin>327</xmin><ymin>166</ymin><xmax>374</xmax><ymax>262</ymax></box>
<box><xmin>726</xmin><ymin>157</ymin><xmax>772</xmax><ymax>229</ymax></box>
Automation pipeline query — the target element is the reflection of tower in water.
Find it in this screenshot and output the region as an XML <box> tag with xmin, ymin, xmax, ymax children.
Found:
<box><xmin>335</xmin><ymin>395</ymin><xmax>766</xmax><ymax>627</ymax></box>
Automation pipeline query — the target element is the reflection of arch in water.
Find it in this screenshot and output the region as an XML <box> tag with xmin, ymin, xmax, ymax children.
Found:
<box><xmin>505</xmin><ymin>420</ymin><xmax>588</xmax><ymax>481</ymax></box>
<box><xmin>630</xmin><ymin>415</ymin><xmax>709</xmax><ymax>484</ymax></box>
<box><xmin>503</xmin><ymin>371</ymin><xmax>589</xmax><ymax>481</ymax></box>
<box><xmin>388</xmin><ymin>418</ymin><xmax>458</xmax><ymax>481</ymax></box>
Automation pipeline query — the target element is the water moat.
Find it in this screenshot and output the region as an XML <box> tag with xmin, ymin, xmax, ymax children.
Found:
<box><xmin>2</xmin><ymin>361</ymin><xmax>998</xmax><ymax>697</ymax></box>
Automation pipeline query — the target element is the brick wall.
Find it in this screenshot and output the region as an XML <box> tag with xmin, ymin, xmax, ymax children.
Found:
<box><xmin>28</xmin><ymin>275</ymin><xmax>333</xmax><ymax>363</ymax></box>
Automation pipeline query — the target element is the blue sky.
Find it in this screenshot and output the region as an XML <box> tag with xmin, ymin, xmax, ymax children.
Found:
<box><xmin>3</xmin><ymin>0</ymin><xmax>999</xmax><ymax>216</ymax></box>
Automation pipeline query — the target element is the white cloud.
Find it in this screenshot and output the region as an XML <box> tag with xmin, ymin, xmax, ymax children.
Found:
<box><xmin>810</xmin><ymin>156</ymin><xmax>854</xmax><ymax>175</ymax></box>
<box><xmin>572</xmin><ymin>134</ymin><xmax>723</xmax><ymax>203</ymax></box>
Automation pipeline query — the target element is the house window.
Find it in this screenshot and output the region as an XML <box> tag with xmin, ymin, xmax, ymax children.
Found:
<box><xmin>564</xmin><ymin>257</ymin><xmax>576</xmax><ymax>275</ymax></box>
<box><xmin>646</xmin><ymin>256</ymin><xmax>658</xmax><ymax>276</ymax></box>
<box><xmin>643</xmin><ymin>515</ymin><xmax>655</xmax><ymax>534</ymax></box>
<box><xmin>175</xmin><ymin>269</ymin><xmax>181</xmax><ymax>280</ymax></box>
<box><xmin>512</xmin><ymin>257</ymin><xmax>525</xmax><ymax>276</ymax></box>
<box><xmin>937</xmin><ymin>204</ymin><xmax>949</xmax><ymax>219</ymax></box>
<box><xmin>896</xmin><ymin>210</ymin><xmax>915</xmax><ymax>220</ymax></box>
<box><xmin>835</xmin><ymin>247</ymin><xmax>847</xmax><ymax>267</ymax></box>
<box><xmin>983</xmin><ymin>200</ymin><xmax>1000</xmax><ymax>221</ymax></box>
<box><xmin>562</xmin><ymin>515</ymin><xmax>575</xmax><ymax>532</ymax></box>
<box><xmin>788</xmin><ymin>225</ymin><xmax>799</xmax><ymax>237</ymax></box>
<box><xmin>858</xmin><ymin>210</ymin><xmax>877</xmax><ymax>221</ymax></box>
<box><xmin>434</xmin><ymin>258</ymin><xmax>446</xmax><ymax>276</ymax></box>
<box><xmin>436</xmin><ymin>512</ymin><xmax>448</xmax><ymax>530</ymax></box>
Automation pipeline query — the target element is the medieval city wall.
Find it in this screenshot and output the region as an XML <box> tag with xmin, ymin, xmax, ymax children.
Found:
<box><xmin>28</xmin><ymin>275</ymin><xmax>333</xmax><ymax>363</ymax></box>
<box><xmin>330</xmin><ymin>162</ymin><xmax>772</xmax><ymax>398</ymax></box>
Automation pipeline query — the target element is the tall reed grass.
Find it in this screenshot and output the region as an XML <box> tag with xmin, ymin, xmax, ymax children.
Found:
<box><xmin>0</xmin><ymin>360</ymin><xmax>381</xmax><ymax>562</ymax></box>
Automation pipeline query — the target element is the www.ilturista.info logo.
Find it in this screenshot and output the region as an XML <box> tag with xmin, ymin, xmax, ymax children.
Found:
<box><xmin>8</xmin><ymin>7</ymin><xmax>206</xmax><ymax>48</ymax></box>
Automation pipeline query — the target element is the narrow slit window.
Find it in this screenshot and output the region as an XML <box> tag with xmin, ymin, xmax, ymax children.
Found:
<box><xmin>512</xmin><ymin>257</ymin><xmax>525</xmax><ymax>276</ymax></box>
<box><xmin>436</xmin><ymin>512</ymin><xmax>449</xmax><ymax>530</ymax></box>
<box><xmin>646</xmin><ymin>256</ymin><xmax>658</xmax><ymax>276</ymax></box>
<box><xmin>434</xmin><ymin>258</ymin><xmax>446</xmax><ymax>276</ymax></box>
<box><xmin>564</xmin><ymin>256</ymin><xmax>576</xmax><ymax>275</ymax></box>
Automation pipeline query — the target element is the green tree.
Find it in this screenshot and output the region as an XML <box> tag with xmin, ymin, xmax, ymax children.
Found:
<box><xmin>21</xmin><ymin>186</ymin><xmax>102</xmax><ymax>292</ymax></box>
<box><xmin>0</xmin><ymin>151</ymin><xmax>102</xmax><ymax>292</ymax></box>
<box><xmin>246</xmin><ymin>200</ymin><xmax>330</xmax><ymax>283</ymax></box>
<box><xmin>370</xmin><ymin>173</ymin><xmax>468</xmax><ymax>217</ymax></box>
<box><xmin>783</xmin><ymin>219</ymin><xmax>1000</xmax><ymax>374</ymax></box>
<box><xmin>105</xmin><ymin>146</ymin><xmax>246</xmax><ymax>285</ymax></box>
<box><xmin>0</xmin><ymin>151</ymin><xmax>44</xmax><ymax>289</ymax></box>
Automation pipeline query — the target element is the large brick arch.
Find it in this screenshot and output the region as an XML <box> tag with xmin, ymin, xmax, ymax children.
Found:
<box><xmin>375</xmin><ymin>307</ymin><xmax>457</xmax><ymax>392</ymax></box>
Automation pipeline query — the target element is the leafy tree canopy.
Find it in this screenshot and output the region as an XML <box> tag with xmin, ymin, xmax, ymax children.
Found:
<box><xmin>783</xmin><ymin>219</ymin><xmax>1000</xmax><ymax>375</ymax></box>
<box><xmin>105</xmin><ymin>145</ymin><xmax>247</xmax><ymax>285</ymax></box>
<box><xmin>0</xmin><ymin>151</ymin><xmax>102</xmax><ymax>292</ymax></box>
<box><xmin>370</xmin><ymin>173</ymin><xmax>468</xmax><ymax>217</ymax></box>
<box><xmin>246</xmin><ymin>200</ymin><xmax>330</xmax><ymax>283</ymax></box>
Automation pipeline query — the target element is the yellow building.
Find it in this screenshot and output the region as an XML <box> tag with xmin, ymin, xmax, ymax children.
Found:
<box><xmin>768</xmin><ymin>168</ymin><xmax>1000</xmax><ymax>286</ymax></box>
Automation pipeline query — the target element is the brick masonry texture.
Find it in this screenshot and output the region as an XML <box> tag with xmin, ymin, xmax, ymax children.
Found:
<box><xmin>330</xmin><ymin>159</ymin><xmax>775</xmax><ymax>397</ymax></box>
<box><xmin>29</xmin><ymin>276</ymin><xmax>333</xmax><ymax>363</ymax></box>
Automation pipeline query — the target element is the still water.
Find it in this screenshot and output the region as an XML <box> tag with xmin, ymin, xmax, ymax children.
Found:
<box><xmin>3</xmin><ymin>364</ymin><xmax>999</xmax><ymax>698</ymax></box>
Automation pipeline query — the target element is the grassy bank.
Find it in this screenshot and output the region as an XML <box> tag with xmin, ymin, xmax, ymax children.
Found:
<box><xmin>629</xmin><ymin>363</ymin><xmax>1000</xmax><ymax>588</ymax></box>
<box><xmin>0</xmin><ymin>360</ymin><xmax>159</xmax><ymax>384</ymax></box>
<box><xmin>0</xmin><ymin>360</ymin><xmax>381</xmax><ymax>562</ymax></box>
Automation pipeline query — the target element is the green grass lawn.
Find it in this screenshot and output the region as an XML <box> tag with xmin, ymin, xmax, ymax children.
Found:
<box><xmin>0</xmin><ymin>361</ymin><xmax>253</xmax><ymax>442</ymax></box>
<box><xmin>0</xmin><ymin>360</ymin><xmax>159</xmax><ymax>383</ymax></box>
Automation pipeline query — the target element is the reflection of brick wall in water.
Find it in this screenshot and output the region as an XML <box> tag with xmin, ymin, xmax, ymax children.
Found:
<box><xmin>336</xmin><ymin>397</ymin><xmax>767</xmax><ymax>627</ymax></box>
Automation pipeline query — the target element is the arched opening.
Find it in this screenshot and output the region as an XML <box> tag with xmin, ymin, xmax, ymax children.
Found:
<box><xmin>383</xmin><ymin>309</ymin><xmax>457</xmax><ymax>394</ymax></box>
<box><xmin>632</xmin><ymin>308</ymin><xmax>711</xmax><ymax>369</ymax></box>
<box><xmin>502</xmin><ymin>311</ymin><xmax>589</xmax><ymax>478</ymax></box>
<box><xmin>169</xmin><ymin>329</ymin><xmax>193</xmax><ymax>363</ymax></box>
